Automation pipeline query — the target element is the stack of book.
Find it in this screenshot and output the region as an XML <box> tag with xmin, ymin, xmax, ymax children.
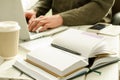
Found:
<box><xmin>13</xmin><ymin>29</ymin><xmax>120</xmax><ymax>80</ymax></box>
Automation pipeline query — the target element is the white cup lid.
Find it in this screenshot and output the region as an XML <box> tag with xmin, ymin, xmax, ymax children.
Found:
<box><xmin>0</xmin><ymin>21</ymin><xmax>20</xmax><ymax>32</ymax></box>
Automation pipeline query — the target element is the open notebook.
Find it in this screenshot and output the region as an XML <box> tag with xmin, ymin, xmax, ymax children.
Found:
<box><xmin>0</xmin><ymin>0</ymin><xmax>68</xmax><ymax>41</ymax></box>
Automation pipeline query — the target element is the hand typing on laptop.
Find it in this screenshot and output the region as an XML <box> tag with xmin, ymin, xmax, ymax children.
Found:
<box><xmin>25</xmin><ymin>10</ymin><xmax>36</xmax><ymax>24</ymax></box>
<box><xmin>25</xmin><ymin>11</ymin><xmax>63</xmax><ymax>33</ymax></box>
<box><xmin>0</xmin><ymin>0</ymin><xmax>68</xmax><ymax>40</ymax></box>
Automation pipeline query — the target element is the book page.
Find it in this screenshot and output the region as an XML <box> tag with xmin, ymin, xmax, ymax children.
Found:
<box><xmin>52</xmin><ymin>29</ymin><xmax>105</xmax><ymax>58</ymax></box>
<box><xmin>90</xmin><ymin>54</ymin><xmax>120</xmax><ymax>69</ymax></box>
<box><xmin>90</xmin><ymin>40</ymin><xmax>116</xmax><ymax>57</ymax></box>
<box><xmin>26</xmin><ymin>45</ymin><xmax>88</xmax><ymax>76</ymax></box>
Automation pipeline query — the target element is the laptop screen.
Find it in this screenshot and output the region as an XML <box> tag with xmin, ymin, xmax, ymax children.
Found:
<box><xmin>0</xmin><ymin>0</ymin><xmax>31</xmax><ymax>40</ymax></box>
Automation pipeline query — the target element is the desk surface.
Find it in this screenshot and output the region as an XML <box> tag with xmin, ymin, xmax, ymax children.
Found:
<box><xmin>0</xmin><ymin>26</ymin><xmax>119</xmax><ymax>80</ymax></box>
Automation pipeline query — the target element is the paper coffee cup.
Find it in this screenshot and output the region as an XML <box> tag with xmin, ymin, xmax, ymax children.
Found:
<box><xmin>0</xmin><ymin>21</ymin><xmax>20</xmax><ymax>59</ymax></box>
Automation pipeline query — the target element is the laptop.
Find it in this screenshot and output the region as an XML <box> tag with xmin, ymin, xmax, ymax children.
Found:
<box><xmin>0</xmin><ymin>0</ymin><xmax>68</xmax><ymax>41</ymax></box>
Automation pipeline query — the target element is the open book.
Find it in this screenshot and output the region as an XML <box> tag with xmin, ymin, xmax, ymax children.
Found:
<box><xmin>13</xmin><ymin>29</ymin><xmax>120</xmax><ymax>80</ymax></box>
<box><xmin>51</xmin><ymin>28</ymin><xmax>120</xmax><ymax>77</ymax></box>
<box><xmin>51</xmin><ymin>29</ymin><xmax>115</xmax><ymax>58</ymax></box>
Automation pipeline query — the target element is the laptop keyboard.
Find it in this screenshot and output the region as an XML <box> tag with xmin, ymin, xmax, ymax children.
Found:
<box><xmin>29</xmin><ymin>26</ymin><xmax>68</xmax><ymax>37</ymax></box>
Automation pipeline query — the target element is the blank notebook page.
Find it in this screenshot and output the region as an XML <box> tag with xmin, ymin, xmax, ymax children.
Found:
<box><xmin>27</xmin><ymin>46</ymin><xmax>87</xmax><ymax>72</ymax></box>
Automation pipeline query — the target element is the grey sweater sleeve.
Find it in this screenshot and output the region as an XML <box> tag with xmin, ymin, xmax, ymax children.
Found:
<box><xmin>59</xmin><ymin>0</ymin><xmax>115</xmax><ymax>26</ymax></box>
<box><xmin>32</xmin><ymin>0</ymin><xmax>52</xmax><ymax>17</ymax></box>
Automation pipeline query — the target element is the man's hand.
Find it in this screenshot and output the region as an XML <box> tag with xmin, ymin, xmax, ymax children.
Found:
<box><xmin>25</xmin><ymin>10</ymin><xmax>36</xmax><ymax>24</ymax></box>
<box><xmin>28</xmin><ymin>14</ymin><xmax>63</xmax><ymax>32</ymax></box>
